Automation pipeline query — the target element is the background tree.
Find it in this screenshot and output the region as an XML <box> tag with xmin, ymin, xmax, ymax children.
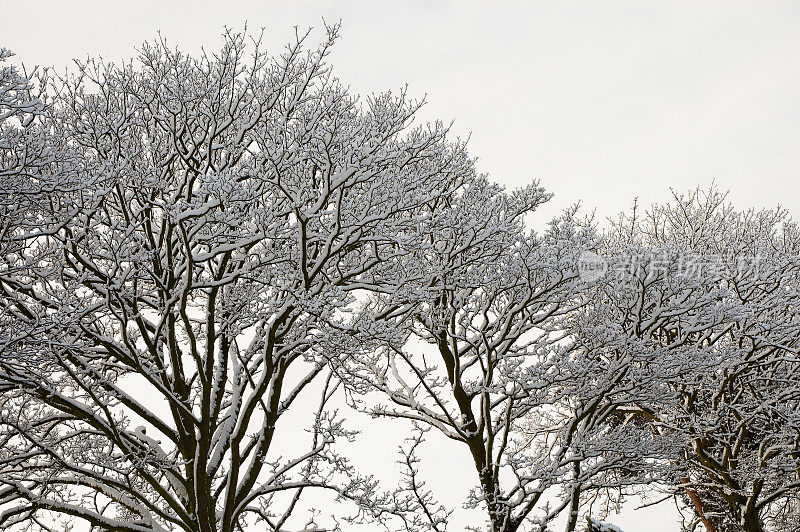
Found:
<box><xmin>0</xmin><ymin>27</ymin><xmax>474</xmax><ymax>532</ymax></box>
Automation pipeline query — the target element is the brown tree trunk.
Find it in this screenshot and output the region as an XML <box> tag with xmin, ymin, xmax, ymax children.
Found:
<box><xmin>679</xmin><ymin>477</ymin><xmax>717</xmax><ymax>532</ymax></box>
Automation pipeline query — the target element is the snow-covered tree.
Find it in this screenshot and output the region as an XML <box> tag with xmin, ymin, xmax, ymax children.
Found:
<box><xmin>337</xmin><ymin>170</ymin><xmax>666</xmax><ymax>531</ymax></box>
<box><xmin>0</xmin><ymin>27</ymin><xmax>474</xmax><ymax>532</ymax></box>
<box><xmin>584</xmin><ymin>516</ymin><xmax>624</xmax><ymax>532</ymax></box>
<box><xmin>0</xmin><ymin>47</ymin><xmax>44</xmax><ymax>126</ymax></box>
<box><xmin>594</xmin><ymin>188</ymin><xmax>800</xmax><ymax>532</ymax></box>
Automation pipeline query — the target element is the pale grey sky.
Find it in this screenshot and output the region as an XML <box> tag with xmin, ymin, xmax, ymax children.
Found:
<box><xmin>3</xmin><ymin>2</ymin><xmax>799</xmax><ymax>530</ymax></box>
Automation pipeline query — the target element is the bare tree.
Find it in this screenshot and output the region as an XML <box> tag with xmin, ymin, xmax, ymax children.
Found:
<box><xmin>0</xmin><ymin>27</ymin><xmax>474</xmax><ymax>532</ymax></box>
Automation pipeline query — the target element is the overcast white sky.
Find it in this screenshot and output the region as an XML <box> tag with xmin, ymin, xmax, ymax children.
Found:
<box><xmin>3</xmin><ymin>1</ymin><xmax>799</xmax><ymax>530</ymax></box>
